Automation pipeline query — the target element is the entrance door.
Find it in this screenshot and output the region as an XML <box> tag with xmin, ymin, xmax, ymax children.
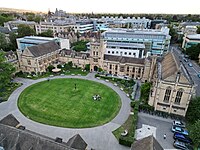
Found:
<box><xmin>94</xmin><ymin>66</ymin><xmax>98</xmax><ymax>71</ymax></box>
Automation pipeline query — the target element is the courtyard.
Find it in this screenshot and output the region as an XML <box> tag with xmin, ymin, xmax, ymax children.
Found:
<box><xmin>18</xmin><ymin>78</ymin><xmax>121</xmax><ymax>128</ymax></box>
<box><xmin>0</xmin><ymin>73</ymin><xmax>131</xmax><ymax>150</ymax></box>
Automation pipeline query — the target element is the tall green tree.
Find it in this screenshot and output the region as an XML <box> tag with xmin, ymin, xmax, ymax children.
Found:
<box><xmin>0</xmin><ymin>51</ymin><xmax>15</xmax><ymax>90</ymax></box>
<box><xmin>140</xmin><ymin>82</ymin><xmax>151</xmax><ymax>103</ymax></box>
<box><xmin>186</xmin><ymin>97</ymin><xmax>200</xmax><ymax>124</ymax></box>
<box><xmin>0</xmin><ymin>33</ymin><xmax>8</xmax><ymax>50</ymax></box>
<box><xmin>189</xmin><ymin>120</ymin><xmax>200</xmax><ymax>147</ymax></box>
<box><xmin>186</xmin><ymin>43</ymin><xmax>200</xmax><ymax>60</ymax></box>
<box><xmin>17</xmin><ymin>24</ymin><xmax>36</xmax><ymax>38</ymax></box>
<box><xmin>38</xmin><ymin>29</ymin><xmax>53</xmax><ymax>37</ymax></box>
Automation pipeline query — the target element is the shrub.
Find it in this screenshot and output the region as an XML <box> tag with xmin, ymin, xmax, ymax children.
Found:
<box><xmin>47</xmin><ymin>65</ymin><xmax>55</xmax><ymax>72</ymax></box>
<box><xmin>119</xmin><ymin>136</ymin><xmax>133</xmax><ymax>147</ymax></box>
<box><xmin>131</xmin><ymin>101</ymin><xmax>136</xmax><ymax>108</ymax></box>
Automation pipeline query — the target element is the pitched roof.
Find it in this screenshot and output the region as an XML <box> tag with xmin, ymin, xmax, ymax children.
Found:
<box><xmin>0</xmin><ymin>114</ymin><xmax>20</xmax><ymax>127</ymax></box>
<box><xmin>27</xmin><ymin>41</ymin><xmax>60</xmax><ymax>57</ymax></box>
<box><xmin>161</xmin><ymin>52</ymin><xmax>178</xmax><ymax>80</ymax></box>
<box><xmin>66</xmin><ymin>134</ymin><xmax>87</xmax><ymax>150</ymax></box>
<box><xmin>131</xmin><ymin>135</ymin><xmax>163</xmax><ymax>150</ymax></box>
<box><xmin>104</xmin><ymin>54</ymin><xmax>145</xmax><ymax>65</ymax></box>
<box><xmin>0</xmin><ymin>124</ymin><xmax>75</xmax><ymax>150</ymax></box>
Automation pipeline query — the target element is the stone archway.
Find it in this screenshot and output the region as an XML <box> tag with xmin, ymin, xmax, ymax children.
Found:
<box><xmin>94</xmin><ymin>66</ymin><xmax>98</xmax><ymax>72</ymax></box>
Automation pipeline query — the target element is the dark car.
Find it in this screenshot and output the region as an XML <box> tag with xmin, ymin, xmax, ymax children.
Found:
<box><xmin>174</xmin><ymin>133</ymin><xmax>192</xmax><ymax>144</ymax></box>
<box><xmin>171</xmin><ymin>126</ymin><xmax>189</xmax><ymax>135</ymax></box>
<box><xmin>174</xmin><ymin>140</ymin><xmax>193</xmax><ymax>150</ymax></box>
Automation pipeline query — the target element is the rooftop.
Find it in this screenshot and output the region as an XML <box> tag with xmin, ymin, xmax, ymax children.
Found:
<box><xmin>186</xmin><ymin>34</ymin><xmax>200</xmax><ymax>40</ymax></box>
<box><xmin>104</xmin><ymin>54</ymin><xmax>145</xmax><ymax>64</ymax></box>
<box><xmin>25</xmin><ymin>41</ymin><xmax>60</xmax><ymax>57</ymax></box>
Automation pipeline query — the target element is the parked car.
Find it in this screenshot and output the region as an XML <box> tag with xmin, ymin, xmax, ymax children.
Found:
<box><xmin>188</xmin><ymin>63</ymin><xmax>193</xmax><ymax>67</ymax></box>
<box><xmin>171</xmin><ymin>126</ymin><xmax>189</xmax><ymax>135</ymax></box>
<box><xmin>174</xmin><ymin>133</ymin><xmax>192</xmax><ymax>144</ymax></box>
<box><xmin>173</xmin><ymin>120</ymin><xmax>185</xmax><ymax>128</ymax></box>
<box><xmin>184</xmin><ymin>58</ymin><xmax>188</xmax><ymax>62</ymax></box>
<box><xmin>174</xmin><ymin>140</ymin><xmax>193</xmax><ymax>150</ymax></box>
<box><xmin>197</xmin><ymin>73</ymin><xmax>200</xmax><ymax>78</ymax></box>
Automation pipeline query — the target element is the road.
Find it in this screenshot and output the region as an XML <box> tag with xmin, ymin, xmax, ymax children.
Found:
<box><xmin>171</xmin><ymin>46</ymin><xmax>200</xmax><ymax>96</ymax></box>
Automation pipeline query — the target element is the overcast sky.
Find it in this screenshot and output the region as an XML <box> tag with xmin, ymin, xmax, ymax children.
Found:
<box><xmin>1</xmin><ymin>0</ymin><xmax>200</xmax><ymax>14</ymax></box>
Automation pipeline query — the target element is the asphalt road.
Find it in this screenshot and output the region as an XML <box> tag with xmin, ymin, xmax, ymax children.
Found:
<box><xmin>137</xmin><ymin>112</ymin><xmax>175</xmax><ymax>149</ymax></box>
<box><xmin>171</xmin><ymin>46</ymin><xmax>200</xmax><ymax>96</ymax></box>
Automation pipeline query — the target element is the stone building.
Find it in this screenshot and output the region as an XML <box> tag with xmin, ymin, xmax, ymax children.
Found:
<box><xmin>59</xmin><ymin>49</ymin><xmax>90</xmax><ymax>68</ymax></box>
<box><xmin>89</xmin><ymin>40</ymin><xmax>145</xmax><ymax>79</ymax></box>
<box><xmin>4</xmin><ymin>50</ymin><xmax>20</xmax><ymax>72</ymax></box>
<box><xmin>17</xmin><ymin>41</ymin><xmax>61</xmax><ymax>73</ymax></box>
<box><xmin>148</xmin><ymin>53</ymin><xmax>195</xmax><ymax>116</ymax></box>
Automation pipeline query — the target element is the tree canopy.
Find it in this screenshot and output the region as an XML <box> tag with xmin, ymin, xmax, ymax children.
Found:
<box><xmin>140</xmin><ymin>82</ymin><xmax>151</xmax><ymax>103</ymax></box>
<box><xmin>189</xmin><ymin>120</ymin><xmax>200</xmax><ymax>147</ymax></box>
<box><xmin>38</xmin><ymin>29</ymin><xmax>53</xmax><ymax>37</ymax></box>
<box><xmin>186</xmin><ymin>43</ymin><xmax>200</xmax><ymax>60</ymax></box>
<box><xmin>186</xmin><ymin>97</ymin><xmax>200</xmax><ymax>124</ymax></box>
<box><xmin>0</xmin><ymin>51</ymin><xmax>15</xmax><ymax>90</ymax></box>
<box><xmin>0</xmin><ymin>14</ymin><xmax>13</xmax><ymax>26</ymax></box>
<box><xmin>71</xmin><ymin>40</ymin><xmax>88</xmax><ymax>52</ymax></box>
<box><xmin>17</xmin><ymin>24</ymin><xmax>36</xmax><ymax>38</ymax></box>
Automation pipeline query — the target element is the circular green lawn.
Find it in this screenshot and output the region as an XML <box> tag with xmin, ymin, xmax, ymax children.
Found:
<box><xmin>18</xmin><ymin>78</ymin><xmax>121</xmax><ymax>128</ymax></box>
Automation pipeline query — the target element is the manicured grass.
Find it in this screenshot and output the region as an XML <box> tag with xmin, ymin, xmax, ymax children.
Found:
<box><xmin>18</xmin><ymin>78</ymin><xmax>121</xmax><ymax>128</ymax></box>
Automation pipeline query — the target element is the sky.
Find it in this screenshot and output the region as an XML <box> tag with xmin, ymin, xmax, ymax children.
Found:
<box><xmin>1</xmin><ymin>0</ymin><xmax>200</xmax><ymax>14</ymax></box>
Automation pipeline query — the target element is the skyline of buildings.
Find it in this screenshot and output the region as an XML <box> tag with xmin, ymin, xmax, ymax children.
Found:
<box><xmin>1</xmin><ymin>0</ymin><xmax>200</xmax><ymax>14</ymax></box>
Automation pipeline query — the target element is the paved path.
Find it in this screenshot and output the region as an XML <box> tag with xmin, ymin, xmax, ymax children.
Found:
<box><xmin>0</xmin><ymin>73</ymin><xmax>131</xmax><ymax>150</ymax></box>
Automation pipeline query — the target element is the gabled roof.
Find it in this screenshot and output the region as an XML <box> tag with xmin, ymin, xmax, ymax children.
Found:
<box><xmin>131</xmin><ymin>135</ymin><xmax>163</xmax><ymax>150</ymax></box>
<box><xmin>0</xmin><ymin>124</ymin><xmax>76</xmax><ymax>150</ymax></box>
<box><xmin>161</xmin><ymin>52</ymin><xmax>178</xmax><ymax>80</ymax></box>
<box><xmin>0</xmin><ymin>114</ymin><xmax>20</xmax><ymax>127</ymax></box>
<box><xmin>26</xmin><ymin>41</ymin><xmax>60</xmax><ymax>57</ymax></box>
<box><xmin>104</xmin><ymin>54</ymin><xmax>145</xmax><ymax>65</ymax></box>
<box><xmin>66</xmin><ymin>134</ymin><xmax>87</xmax><ymax>150</ymax></box>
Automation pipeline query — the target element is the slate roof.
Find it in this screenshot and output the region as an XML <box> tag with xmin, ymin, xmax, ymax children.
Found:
<box><xmin>66</xmin><ymin>134</ymin><xmax>87</xmax><ymax>150</ymax></box>
<box><xmin>131</xmin><ymin>135</ymin><xmax>163</xmax><ymax>150</ymax></box>
<box><xmin>27</xmin><ymin>41</ymin><xmax>60</xmax><ymax>57</ymax></box>
<box><xmin>0</xmin><ymin>114</ymin><xmax>20</xmax><ymax>127</ymax></box>
<box><xmin>0</xmin><ymin>124</ymin><xmax>75</xmax><ymax>150</ymax></box>
<box><xmin>104</xmin><ymin>54</ymin><xmax>145</xmax><ymax>64</ymax></box>
<box><xmin>60</xmin><ymin>49</ymin><xmax>90</xmax><ymax>57</ymax></box>
<box><xmin>0</xmin><ymin>27</ymin><xmax>10</xmax><ymax>34</ymax></box>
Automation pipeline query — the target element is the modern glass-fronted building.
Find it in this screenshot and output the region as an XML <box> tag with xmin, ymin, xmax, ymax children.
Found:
<box><xmin>103</xmin><ymin>27</ymin><xmax>171</xmax><ymax>56</ymax></box>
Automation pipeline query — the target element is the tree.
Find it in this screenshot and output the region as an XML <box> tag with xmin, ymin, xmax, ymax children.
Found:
<box><xmin>168</xmin><ymin>25</ymin><xmax>178</xmax><ymax>43</ymax></box>
<box><xmin>0</xmin><ymin>14</ymin><xmax>13</xmax><ymax>26</ymax></box>
<box><xmin>0</xmin><ymin>33</ymin><xmax>8</xmax><ymax>50</ymax></box>
<box><xmin>17</xmin><ymin>24</ymin><xmax>36</xmax><ymax>38</ymax></box>
<box><xmin>186</xmin><ymin>97</ymin><xmax>200</xmax><ymax>124</ymax></box>
<box><xmin>9</xmin><ymin>32</ymin><xmax>17</xmax><ymax>50</ymax></box>
<box><xmin>84</xmin><ymin>64</ymin><xmax>90</xmax><ymax>71</ymax></box>
<box><xmin>140</xmin><ymin>82</ymin><xmax>151</xmax><ymax>103</ymax></box>
<box><xmin>0</xmin><ymin>51</ymin><xmax>15</xmax><ymax>90</ymax></box>
<box><xmin>38</xmin><ymin>29</ymin><xmax>53</xmax><ymax>37</ymax></box>
<box><xmin>189</xmin><ymin>120</ymin><xmax>200</xmax><ymax>147</ymax></box>
<box><xmin>186</xmin><ymin>43</ymin><xmax>200</xmax><ymax>60</ymax></box>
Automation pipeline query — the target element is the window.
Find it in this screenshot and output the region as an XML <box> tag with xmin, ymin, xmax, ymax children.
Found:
<box><xmin>124</xmin><ymin>52</ymin><xmax>127</xmax><ymax>55</ymax></box>
<box><xmin>116</xmin><ymin>51</ymin><xmax>119</xmax><ymax>54</ymax></box>
<box><xmin>112</xmin><ymin>51</ymin><xmax>114</xmax><ymax>54</ymax></box>
<box><xmin>175</xmin><ymin>89</ymin><xmax>183</xmax><ymax>104</ymax></box>
<box><xmin>120</xmin><ymin>66</ymin><xmax>124</xmax><ymax>72</ymax></box>
<box><xmin>27</xmin><ymin>60</ymin><xmax>31</xmax><ymax>65</ymax></box>
<box><xmin>93</xmin><ymin>51</ymin><xmax>95</xmax><ymax>56</ymax></box>
<box><xmin>132</xmin><ymin>67</ymin><xmax>135</xmax><ymax>72</ymax></box>
<box><xmin>163</xmin><ymin>87</ymin><xmax>171</xmax><ymax>103</ymax></box>
<box><xmin>127</xmin><ymin>66</ymin><xmax>129</xmax><ymax>72</ymax></box>
<box><xmin>129</xmin><ymin>52</ymin><xmax>131</xmax><ymax>55</ymax></box>
<box><xmin>96</xmin><ymin>52</ymin><xmax>98</xmax><ymax>56</ymax></box>
<box><xmin>108</xmin><ymin>51</ymin><xmax>110</xmax><ymax>54</ymax></box>
<box><xmin>110</xmin><ymin>64</ymin><xmax>112</xmax><ymax>69</ymax></box>
<box><xmin>115</xmin><ymin>65</ymin><xmax>118</xmax><ymax>70</ymax></box>
<box><xmin>93</xmin><ymin>58</ymin><xmax>98</xmax><ymax>62</ymax></box>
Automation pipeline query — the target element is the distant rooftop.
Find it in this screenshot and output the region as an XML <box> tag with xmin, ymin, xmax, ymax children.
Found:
<box><xmin>186</xmin><ymin>34</ymin><xmax>200</xmax><ymax>40</ymax></box>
